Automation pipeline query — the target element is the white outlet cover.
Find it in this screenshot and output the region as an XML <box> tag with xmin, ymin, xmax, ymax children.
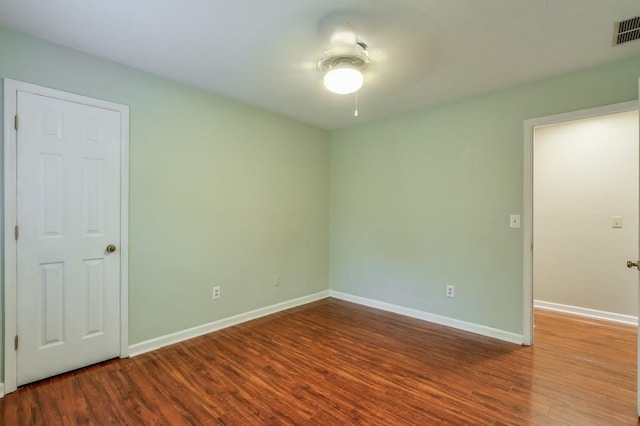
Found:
<box><xmin>510</xmin><ymin>214</ymin><xmax>521</xmax><ymax>228</ymax></box>
<box><xmin>446</xmin><ymin>285</ymin><xmax>455</xmax><ymax>297</ymax></box>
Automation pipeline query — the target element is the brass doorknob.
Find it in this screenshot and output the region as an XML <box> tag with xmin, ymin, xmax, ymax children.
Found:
<box><xmin>106</xmin><ymin>244</ymin><xmax>117</xmax><ymax>254</ymax></box>
<box><xmin>626</xmin><ymin>260</ymin><xmax>639</xmax><ymax>270</ymax></box>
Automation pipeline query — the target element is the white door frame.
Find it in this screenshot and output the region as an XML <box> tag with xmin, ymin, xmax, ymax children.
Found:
<box><xmin>3</xmin><ymin>79</ymin><xmax>129</xmax><ymax>394</ymax></box>
<box><xmin>522</xmin><ymin>100</ymin><xmax>639</xmax><ymax>345</ymax></box>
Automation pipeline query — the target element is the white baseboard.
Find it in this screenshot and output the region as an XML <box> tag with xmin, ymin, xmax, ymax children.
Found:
<box><xmin>128</xmin><ymin>290</ymin><xmax>330</xmax><ymax>356</ymax></box>
<box><xmin>0</xmin><ymin>382</ymin><xmax>4</xmax><ymax>398</ymax></box>
<box><xmin>329</xmin><ymin>290</ymin><xmax>524</xmax><ymax>345</ymax></box>
<box><xmin>534</xmin><ymin>300</ymin><xmax>638</xmax><ymax>325</ymax></box>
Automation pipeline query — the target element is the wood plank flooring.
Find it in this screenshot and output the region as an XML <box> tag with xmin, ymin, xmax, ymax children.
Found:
<box><xmin>1</xmin><ymin>298</ymin><xmax>637</xmax><ymax>425</ymax></box>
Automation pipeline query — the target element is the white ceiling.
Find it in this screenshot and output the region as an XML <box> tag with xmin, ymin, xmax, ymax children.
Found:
<box><xmin>1</xmin><ymin>0</ymin><xmax>639</xmax><ymax>129</ymax></box>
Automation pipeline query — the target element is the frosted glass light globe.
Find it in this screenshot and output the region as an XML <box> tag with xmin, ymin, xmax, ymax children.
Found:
<box><xmin>323</xmin><ymin>67</ymin><xmax>364</xmax><ymax>95</ymax></box>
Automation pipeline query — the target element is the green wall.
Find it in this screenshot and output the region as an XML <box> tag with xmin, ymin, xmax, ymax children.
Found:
<box><xmin>330</xmin><ymin>56</ymin><xmax>640</xmax><ymax>334</ymax></box>
<box><xmin>0</xmin><ymin>26</ymin><xmax>330</xmax><ymax>378</ymax></box>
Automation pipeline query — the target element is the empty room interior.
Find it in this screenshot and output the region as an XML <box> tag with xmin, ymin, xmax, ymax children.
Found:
<box><xmin>2</xmin><ymin>1</ymin><xmax>640</xmax><ymax>424</ymax></box>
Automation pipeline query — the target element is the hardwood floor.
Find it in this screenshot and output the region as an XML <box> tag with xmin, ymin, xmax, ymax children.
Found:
<box><xmin>1</xmin><ymin>298</ymin><xmax>637</xmax><ymax>425</ymax></box>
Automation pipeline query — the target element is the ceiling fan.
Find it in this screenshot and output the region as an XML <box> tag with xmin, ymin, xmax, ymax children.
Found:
<box><xmin>316</xmin><ymin>23</ymin><xmax>371</xmax><ymax>95</ymax></box>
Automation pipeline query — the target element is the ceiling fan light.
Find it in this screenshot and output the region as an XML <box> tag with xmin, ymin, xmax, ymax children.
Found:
<box><xmin>323</xmin><ymin>66</ymin><xmax>364</xmax><ymax>95</ymax></box>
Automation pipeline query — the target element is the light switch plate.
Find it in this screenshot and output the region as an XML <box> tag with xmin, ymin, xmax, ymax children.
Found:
<box><xmin>612</xmin><ymin>216</ymin><xmax>622</xmax><ymax>229</ymax></box>
<box><xmin>510</xmin><ymin>215</ymin><xmax>521</xmax><ymax>228</ymax></box>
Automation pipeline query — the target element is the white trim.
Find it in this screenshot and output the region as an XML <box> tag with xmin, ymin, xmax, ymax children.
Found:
<box><xmin>3</xmin><ymin>79</ymin><xmax>19</xmax><ymax>396</ymax></box>
<box><xmin>534</xmin><ymin>300</ymin><xmax>637</xmax><ymax>325</ymax></box>
<box><xmin>128</xmin><ymin>291</ymin><xmax>330</xmax><ymax>357</ymax></box>
<box><xmin>523</xmin><ymin>118</ymin><xmax>534</xmax><ymax>346</ymax></box>
<box><xmin>329</xmin><ymin>291</ymin><xmax>524</xmax><ymax>345</ymax></box>
<box><xmin>522</xmin><ymin>100</ymin><xmax>639</xmax><ymax>347</ymax></box>
<box><xmin>0</xmin><ymin>383</ymin><xmax>4</xmax><ymax>398</ymax></box>
<box><xmin>2</xmin><ymin>79</ymin><xmax>130</xmax><ymax>395</ymax></box>
<box><xmin>119</xmin><ymin>93</ymin><xmax>130</xmax><ymax>360</ymax></box>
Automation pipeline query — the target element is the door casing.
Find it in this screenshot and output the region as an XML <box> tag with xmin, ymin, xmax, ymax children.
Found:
<box><xmin>522</xmin><ymin>100</ymin><xmax>639</xmax><ymax>345</ymax></box>
<box><xmin>3</xmin><ymin>79</ymin><xmax>130</xmax><ymax>394</ymax></box>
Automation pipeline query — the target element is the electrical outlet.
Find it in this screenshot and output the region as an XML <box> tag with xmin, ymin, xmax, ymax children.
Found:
<box><xmin>446</xmin><ymin>285</ymin><xmax>455</xmax><ymax>298</ymax></box>
<box><xmin>212</xmin><ymin>286</ymin><xmax>221</xmax><ymax>300</ymax></box>
<box><xmin>273</xmin><ymin>275</ymin><xmax>280</xmax><ymax>286</ymax></box>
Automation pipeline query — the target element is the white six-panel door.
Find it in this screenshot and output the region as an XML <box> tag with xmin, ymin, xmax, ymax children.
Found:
<box><xmin>3</xmin><ymin>80</ymin><xmax>129</xmax><ymax>391</ymax></box>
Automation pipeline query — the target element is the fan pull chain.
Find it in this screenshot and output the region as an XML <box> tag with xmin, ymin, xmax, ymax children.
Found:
<box><xmin>354</xmin><ymin>91</ymin><xmax>359</xmax><ymax>117</ymax></box>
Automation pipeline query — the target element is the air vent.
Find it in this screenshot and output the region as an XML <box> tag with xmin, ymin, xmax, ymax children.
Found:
<box><xmin>614</xmin><ymin>16</ymin><xmax>640</xmax><ymax>45</ymax></box>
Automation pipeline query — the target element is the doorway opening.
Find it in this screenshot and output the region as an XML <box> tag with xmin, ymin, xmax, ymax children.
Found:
<box><xmin>523</xmin><ymin>100</ymin><xmax>639</xmax><ymax>344</ymax></box>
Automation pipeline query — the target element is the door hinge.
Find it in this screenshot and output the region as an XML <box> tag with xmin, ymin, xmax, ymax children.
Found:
<box><xmin>14</xmin><ymin>335</ymin><xmax>18</xmax><ymax>350</ymax></box>
<box><xmin>14</xmin><ymin>114</ymin><xmax>18</xmax><ymax>131</ymax></box>
<box><xmin>14</xmin><ymin>225</ymin><xmax>19</xmax><ymax>240</ymax></box>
